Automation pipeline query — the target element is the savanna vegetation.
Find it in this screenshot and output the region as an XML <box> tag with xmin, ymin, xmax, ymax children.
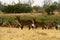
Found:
<box><xmin>0</xmin><ymin>0</ymin><xmax>60</xmax><ymax>40</ymax></box>
<box><xmin>0</xmin><ymin>0</ymin><xmax>60</xmax><ymax>15</ymax></box>
<box><xmin>0</xmin><ymin>0</ymin><xmax>60</xmax><ymax>28</ymax></box>
<box><xmin>0</xmin><ymin>16</ymin><xmax>60</xmax><ymax>28</ymax></box>
<box><xmin>0</xmin><ymin>27</ymin><xmax>60</xmax><ymax>40</ymax></box>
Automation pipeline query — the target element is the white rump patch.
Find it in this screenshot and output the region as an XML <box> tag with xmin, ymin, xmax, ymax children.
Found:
<box><xmin>32</xmin><ymin>24</ymin><xmax>35</xmax><ymax>27</ymax></box>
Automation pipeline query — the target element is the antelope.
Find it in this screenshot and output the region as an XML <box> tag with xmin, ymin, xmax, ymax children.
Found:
<box><xmin>46</xmin><ymin>21</ymin><xmax>58</xmax><ymax>30</ymax></box>
<box><xmin>33</xmin><ymin>18</ymin><xmax>46</xmax><ymax>30</ymax></box>
<box><xmin>15</xmin><ymin>16</ymin><xmax>34</xmax><ymax>30</ymax></box>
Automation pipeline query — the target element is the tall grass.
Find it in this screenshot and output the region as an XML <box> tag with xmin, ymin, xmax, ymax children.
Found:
<box><xmin>0</xmin><ymin>16</ymin><xmax>60</xmax><ymax>24</ymax></box>
<box><xmin>3</xmin><ymin>16</ymin><xmax>16</xmax><ymax>24</ymax></box>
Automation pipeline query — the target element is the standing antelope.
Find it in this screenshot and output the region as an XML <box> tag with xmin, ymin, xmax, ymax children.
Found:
<box><xmin>15</xmin><ymin>16</ymin><xmax>34</xmax><ymax>30</ymax></box>
<box><xmin>33</xmin><ymin>18</ymin><xmax>46</xmax><ymax>29</ymax></box>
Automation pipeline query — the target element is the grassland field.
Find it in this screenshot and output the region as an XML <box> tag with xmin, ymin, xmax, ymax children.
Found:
<box><xmin>0</xmin><ymin>27</ymin><xmax>60</xmax><ymax>40</ymax></box>
<box><xmin>0</xmin><ymin>12</ymin><xmax>60</xmax><ymax>40</ymax></box>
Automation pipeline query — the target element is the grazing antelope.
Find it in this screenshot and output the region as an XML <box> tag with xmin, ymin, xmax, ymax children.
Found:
<box><xmin>33</xmin><ymin>18</ymin><xmax>46</xmax><ymax>30</ymax></box>
<box><xmin>52</xmin><ymin>21</ymin><xmax>58</xmax><ymax>30</ymax></box>
<box><xmin>15</xmin><ymin>16</ymin><xmax>34</xmax><ymax>30</ymax></box>
<box><xmin>46</xmin><ymin>21</ymin><xmax>58</xmax><ymax>30</ymax></box>
<box><xmin>46</xmin><ymin>22</ymin><xmax>53</xmax><ymax>29</ymax></box>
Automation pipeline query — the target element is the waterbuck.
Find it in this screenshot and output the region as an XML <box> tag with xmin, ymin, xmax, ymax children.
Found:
<box><xmin>15</xmin><ymin>16</ymin><xmax>34</xmax><ymax>30</ymax></box>
<box><xmin>33</xmin><ymin>18</ymin><xmax>46</xmax><ymax>29</ymax></box>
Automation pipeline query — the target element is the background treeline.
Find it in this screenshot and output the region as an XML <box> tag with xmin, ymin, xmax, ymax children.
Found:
<box><xmin>1</xmin><ymin>4</ymin><xmax>32</xmax><ymax>13</ymax></box>
<box><xmin>0</xmin><ymin>1</ymin><xmax>60</xmax><ymax>15</ymax></box>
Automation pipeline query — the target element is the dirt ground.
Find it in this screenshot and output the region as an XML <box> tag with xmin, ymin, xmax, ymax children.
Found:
<box><xmin>0</xmin><ymin>27</ymin><xmax>60</xmax><ymax>40</ymax></box>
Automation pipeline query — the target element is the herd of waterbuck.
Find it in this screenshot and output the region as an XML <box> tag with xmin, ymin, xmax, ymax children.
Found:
<box><xmin>0</xmin><ymin>16</ymin><xmax>59</xmax><ymax>30</ymax></box>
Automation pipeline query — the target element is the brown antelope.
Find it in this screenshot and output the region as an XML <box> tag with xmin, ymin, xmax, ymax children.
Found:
<box><xmin>52</xmin><ymin>21</ymin><xmax>58</xmax><ymax>30</ymax></box>
<box><xmin>15</xmin><ymin>16</ymin><xmax>34</xmax><ymax>30</ymax></box>
<box><xmin>33</xmin><ymin>18</ymin><xmax>46</xmax><ymax>30</ymax></box>
<box><xmin>46</xmin><ymin>21</ymin><xmax>58</xmax><ymax>30</ymax></box>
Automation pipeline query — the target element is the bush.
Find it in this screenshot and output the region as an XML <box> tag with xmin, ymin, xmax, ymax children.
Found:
<box><xmin>44</xmin><ymin>4</ymin><xmax>57</xmax><ymax>15</ymax></box>
<box><xmin>1</xmin><ymin>5</ymin><xmax>14</xmax><ymax>13</ymax></box>
<box><xmin>1</xmin><ymin>4</ymin><xmax>32</xmax><ymax>13</ymax></box>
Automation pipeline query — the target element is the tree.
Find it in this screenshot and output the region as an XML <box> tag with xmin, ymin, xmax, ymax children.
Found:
<box><xmin>1</xmin><ymin>5</ymin><xmax>14</xmax><ymax>13</ymax></box>
<box><xmin>1</xmin><ymin>4</ymin><xmax>32</xmax><ymax>13</ymax></box>
<box><xmin>45</xmin><ymin>4</ymin><xmax>57</xmax><ymax>15</ymax></box>
<box><xmin>43</xmin><ymin>1</ymin><xmax>57</xmax><ymax>15</ymax></box>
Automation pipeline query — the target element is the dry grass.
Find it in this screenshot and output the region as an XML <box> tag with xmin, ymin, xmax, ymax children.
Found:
<box><xmin>0</xmin><ymin>12</ymin><xmax>60</xmax><ymax>17</ymax></box>
<box><xmin>0</xmin><ymin>12</ymin><xmax>60</xmax><ymax>40</ymax></box>
<box><xmin>0</xmin><ymin>13</ymin><xmax>42</xmax><ymax>17</ymax></box>
<box><xmin>0</xmin><ymin>27</ymin><xmax>60</xmax><ymax>40</ymax></box>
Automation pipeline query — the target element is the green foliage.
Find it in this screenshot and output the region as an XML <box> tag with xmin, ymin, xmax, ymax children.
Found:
<box><xmin>14</xmin><ymin>4</ymin><xmax>32</xmax><ymax>13</ymax></box>
<box><xmin>44</xmin><ymin>4</ymin><xmax>57</xmax><ymax>15</ymax></box>
<box><xmin>17</xmin><ymin>16</ymin><xmax>60</xmax><ymax>23</ymax></box>
<box><xmin>4</xmin><ymin>16</ymin><xmax>16</xmax><ymax>24</ymax></box>
<box><xmin>1</xmin><ymin>16</ymin><xmax>60</xmax><ymax>25</ymax></box>
<box><xmin>1</xmin><ymin>4</ymin><xmax>32</xmax><ymax>13</ymax></box>
<box><xmin>20</xmin><ymin>16</ymin><xmax>33</xmax><ymax>21</ymax></box>
<box><xmin>35</xmin><ymin>16</ymin><xmax>60</xmax><ymax>22</ymax></box>
<box><xmin>1</xmin><ymin>5</ymin><xmax>14</xmax><ymax>13</ymax></box>
<box><xmin>45</xmin><ymin>16</ymin><xmax>56</xmax><ymax>22</ymax></box>
<box><xmin>45</xmin><ymin>6</ymin><xmax>51</xmax><ymax>15</ymax></box>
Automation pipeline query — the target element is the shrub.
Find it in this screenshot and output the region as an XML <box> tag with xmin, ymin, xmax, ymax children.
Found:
<box><xmin>44</xmin><ymin>4</ymin><xmax>57</xmax><ymax>15</ymax></box>
<box><xmin>1</xmin><ymin>5</ymin><xmax>14</xmax><ymax>13</ymax></box>
<box><xmin>1</xmin><ymin>4</ymin><xmax>32</xmax><ymax>13</ymax></box>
